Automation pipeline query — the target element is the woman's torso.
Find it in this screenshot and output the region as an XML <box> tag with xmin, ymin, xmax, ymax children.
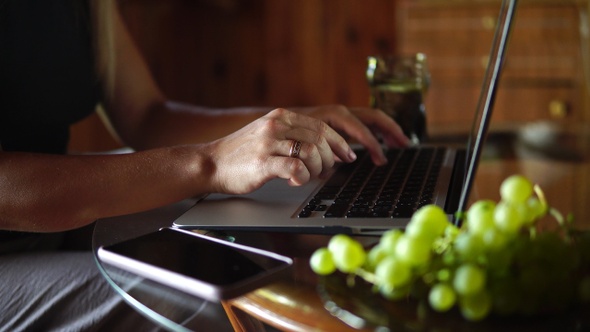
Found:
<box><xmin>0</xmin><ymin>0</ymin><xmax>100</xmax><ymax>154</ymax></box>
<box><xmin>0</xmin><ymin>0</ymin><xmax>100</xmax><ymax>250</ymax></box>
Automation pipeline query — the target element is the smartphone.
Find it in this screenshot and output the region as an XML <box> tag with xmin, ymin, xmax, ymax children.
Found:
<box><xmin>97</xmin><ymin>227</ymin><xmax>293</xmax><ymax>301</ymax></box>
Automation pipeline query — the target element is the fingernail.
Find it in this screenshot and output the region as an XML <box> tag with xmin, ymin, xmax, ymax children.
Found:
<box><xmin>379</xmin><ymin>151</ymin><xmax>388</xmax><ymax>165</ymax></box>
<box><xmin>348</xmin><ymin>150</ymin><xmax>357</xmax><ymax>161</ymax></box>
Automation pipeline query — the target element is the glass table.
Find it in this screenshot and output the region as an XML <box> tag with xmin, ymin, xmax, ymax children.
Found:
<box><xmin>92</xmin><ymin>199</ymin><xmax>209</xmax><ymax>331</ymax></box>
<box><xmin>92</xmin><ymin>198</ymin><xmax>369</xmax><ymax>331</ymax></box>
<box><xmin>93</xmin><ymin>124</ymin><xmax>590</xmax><ymax>331</ymax></box>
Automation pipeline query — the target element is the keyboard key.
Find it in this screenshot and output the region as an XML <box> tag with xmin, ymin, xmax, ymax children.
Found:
<box><xmin>303</xmin><ymin>147</ymin><xmax>444</xmax><ymax>219</ymax></box>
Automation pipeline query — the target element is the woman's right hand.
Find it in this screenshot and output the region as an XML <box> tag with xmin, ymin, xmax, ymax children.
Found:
<box><xmin>201</xmin><ymin>108</ymin><xmax>357</xmax><ymax>195</ymax></box>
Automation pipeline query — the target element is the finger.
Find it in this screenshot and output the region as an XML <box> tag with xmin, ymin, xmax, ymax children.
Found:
<box><xmin>271</xmin><ymin>109</ymin><xmax>357</xmax><ymax>164</ymax></box>
<box><xmin>285</xmin><ymin>128</ymin><xmax>334</xmax><ymax>177</ymax></box>
<box><xmin>351</xmin><ymin>107</ymin><xmax>411</xmax><ymax>148</ymax></box>
<box><xmin>322</xmin><ymin>126</ymin><xmax>358</xmax><ymax>166</ymax></box>
<box><xmin>348</xmin><ymin>120</ymin><xmax>388</xmax><ymax>166</ymax></box>
<box><xmin>281</xmin><ymin>138</ymin><xmax>323</xmax><ymax>178</ymax></box>
<box><xmin>266</xmin><ymin>155</ymin><xmax>311</xmax><ymax>186</ymax></box>
<box><xmin>324</xmin><ymin>110</ymin><xmax>388</xmax><ymax>165</ymax></box>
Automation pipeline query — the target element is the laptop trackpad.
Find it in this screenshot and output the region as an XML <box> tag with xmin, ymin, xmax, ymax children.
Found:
<box><xmin>173</xmin><ymin>178</ymin><xmax>318</xmax><ymax>228</ymax></box>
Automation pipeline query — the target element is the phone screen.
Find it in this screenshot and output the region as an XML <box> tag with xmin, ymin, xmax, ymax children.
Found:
<box><xmin>100</xmin><ymin>228</ymin><xmax>292</xmax><ymax>288</ymax></box>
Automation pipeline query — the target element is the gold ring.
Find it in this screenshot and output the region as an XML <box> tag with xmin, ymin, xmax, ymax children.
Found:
<box><xmin>289</xmin><ymin>140</ymin><xmax>302</xmax><ymax>158</ymax></box>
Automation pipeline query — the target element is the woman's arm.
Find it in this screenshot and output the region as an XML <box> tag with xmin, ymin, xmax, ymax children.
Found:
<box><xmin>0</xmin><ymin>1</ymin><xmax>408</xmax><ymax>233</ymax></box>
<box><xmin>0</xmin><ymin>108</ymin><xmax>356</xmax><ymax>233</ymax></box>
<box><xmin>0</xmin><ymin>146</ymin><xmax>208</xmax><ymax>232</ymax></box>
<box><xmin>97</xmin><ymin>1</ymin><xmax>266</xmax><ymax>149</ymax></box>
<box><xmin>99</xmin><ymin>1</ymin><xmax>408</xmax><ymax>164</ymax></box>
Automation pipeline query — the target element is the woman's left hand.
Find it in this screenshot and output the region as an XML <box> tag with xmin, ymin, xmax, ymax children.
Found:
<box><xmin>294</xmin><ymin>105</ymin><xmax>410</xmax><ymax>165</ymax></box>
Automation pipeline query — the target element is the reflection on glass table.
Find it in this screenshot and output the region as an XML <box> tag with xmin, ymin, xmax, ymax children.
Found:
<box><xmin>97</xmin><ymin>261</ymin><xmax>208</xmax><ymax>332</ymax></box>
<box><xmin>92</xmin><ymin>199</ymin><xmax>226</xmax><ymax>332</ymax></box>
<box><xmin>318</xmin><ymin>272</ymin><xmax>590</xmax><ymax>332</ymax></box>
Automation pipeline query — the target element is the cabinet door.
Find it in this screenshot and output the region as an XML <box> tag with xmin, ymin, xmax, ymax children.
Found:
<box><xmin>397</xmin><ymin>1</ymin><xmax>588</xmax><ymax>133</ymax></box>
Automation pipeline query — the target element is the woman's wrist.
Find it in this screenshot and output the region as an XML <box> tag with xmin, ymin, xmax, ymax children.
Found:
<box><xmin>174</xmin><ymin>144</ymin><xmax>217</xmax><ymax>196</ymax></box>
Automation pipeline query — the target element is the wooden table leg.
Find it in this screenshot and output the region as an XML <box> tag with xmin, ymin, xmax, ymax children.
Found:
<box><xmin>222</xmin><ymin>301</ymin><xmax>267</xmax><ymax>332</ymax></box>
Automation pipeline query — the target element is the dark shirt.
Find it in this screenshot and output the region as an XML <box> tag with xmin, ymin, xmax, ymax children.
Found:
<box><xmin>0</xmin><ymin>0</ymin><xmax>100</xmax><ymax>154</ymax></box>
<box><xmin>0</xmin><ymin>0</ymin><xmax>100</xmax><ymax>249</ymax></box>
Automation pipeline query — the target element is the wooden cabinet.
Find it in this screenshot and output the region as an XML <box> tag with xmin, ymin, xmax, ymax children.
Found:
<box><xmin>70</xmin><ymin>0</ymin><xmax>590</xmax><ymax>151</ymax></box>
<box><xmin>396</xmin><ymin>0</ymin><xmax>590</xmax><ymax>134</ymax></box>
<box><xmin>70</xmin><ymin>0</ymin><xmax>401</xmax><ymax>152</ymax></box>
<box><xmin>117</xmin><ymin>0</ymin><xmax>400</xmax><ymax>109</ymax></box>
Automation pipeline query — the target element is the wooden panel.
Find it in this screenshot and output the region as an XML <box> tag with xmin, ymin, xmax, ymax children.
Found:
<box><xmin>120</xmin><ymin>0</ymin><xmax>399</xmax><ymax>108</ymax></box>
<box><xmin>397</xmin><ymin>0</ymin><xmax>589</xmax><ymax>133</ymax></box>
<box><xmin>70</xmin><ymin>0</ymin><xmax>590</xmax><ymax>151</ymax></box>
<box><xmin>71</xmin><ymin>0</ymin><xmax>404</xmax><ymax>152</ymax></box>
<box><xmin>401</xmin><ymin>5</ymin><xmax>581</xmax><ymax>81</ymax></box>
<box><xmin>427</xmin><ymin>85</ymin><xmax>580</xmax><ymax>128</ymax></box>
<box><xmin>118</xmin><ymin>0</ymin><xmax>267</xmax><ymax>107</ymax></box>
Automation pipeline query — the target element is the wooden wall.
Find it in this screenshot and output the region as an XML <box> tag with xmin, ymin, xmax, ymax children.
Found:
<box><xmin>69</xmin><ymin>0</ymin><xmax>400</xmax><ymax>151</ymax></box>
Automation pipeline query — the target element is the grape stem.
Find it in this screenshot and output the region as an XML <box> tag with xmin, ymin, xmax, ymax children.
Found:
<box><xmin>534</xmin><ymin>183</ymin><xmax>571</xmax><ymax>241</ymax></box>
<box><xmin>549</xmin><ymin>207</ymin><xmax>565</xmax><ymax>227</ymax></box>
<box><xmin>355</xmin><ymin>268</ymin><xmax>378</xmax><ymax>285</ymax></box>
<box><xmin>529</xmin><ymin>227</ymin><xmax>537</xmax><ymax>239</ymax></box>
<box><xmin>533</xmin><ymin>184</ymin><xmax>549</xmax><ymax>216</ymax></box>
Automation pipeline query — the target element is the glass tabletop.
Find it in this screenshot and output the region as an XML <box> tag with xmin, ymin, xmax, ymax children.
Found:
<box><xmin>92</xmin><ymin>199</ymin><xmax>207</xmax><ymax>331</ymax></box>
<box><xmin>91</xmin><ymin>197</ymin><xmax>362</xmax><ymax>331</ymax></box>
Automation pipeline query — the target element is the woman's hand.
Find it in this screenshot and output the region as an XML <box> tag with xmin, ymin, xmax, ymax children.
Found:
<box><xmin>202</xmin><ymin>108</ymin><xmax>357</xmax><ymax>195</ymax></box>
<box><xmin>294</xmin><ymin>105</ymin><xmax>411</xmax><ymax>165</ymax></box>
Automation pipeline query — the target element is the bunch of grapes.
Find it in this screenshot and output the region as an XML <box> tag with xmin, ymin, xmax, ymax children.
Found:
<box><xmin>310</xmin><ymin>174</ymin><xmax>590</xmax><ymax>322</ymax></box>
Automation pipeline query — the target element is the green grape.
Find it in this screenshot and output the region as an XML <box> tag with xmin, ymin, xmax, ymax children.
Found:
<box><xmin>527</xmin><ymin>233</ymin><xmax>555</xmax><ymax>264</ymax></box>
<box><xmin>444</xmin><ymin>224</ymin><xmax>460</xmax><ymax>241</ymax></box>
<box><xmin>309</xmin><ymin>247</ymin><xmax>336</xmax><ymax>275</ymax></box>
<box><xmin>328</xmin><ymin>235</ymin><xmax>366</xmax><ymax>273</ymax></box>
<box><xmin>328</xmin><ymin>234</ymin><xmax>354</xmax><ymax>254</ymax></box>
<box><xmin>519</xmin><ymin>232</ymin><xmax>576</xmax><ymax>281</ymax></box>
<box><xmin>366</xmin><ymin>244</ymin><xmax>388</xmax><ymax>271</ymax></box>
<box><xmin>486</xmin><ymin>247</ymin><xmax>512</xmax><ymax>276</ymax></box>
<box><xmin>466</xmin><ymin>199</ymin><xmax>496</xmax><ymax>236</ymax></box>
<box><xmin>375</xmin><ymin>256</ymin><xmax>412</xmax><ymax>288</ymax></box>
<box><xmin>459</xmin><ymin>290</ymin><xmax>492</xmax><ymax>321</ymax></box>
<box><xmin>526</xmin><ymin>197</ymin><xmax>547</xmax><ymax>220</ymax></box>
<box><xmin>453</xmin><ymin>263</ymin><xmax>486</xmax><ymax>296</ymax></box>
<box><xmin>500</xmin><ymin>174</ymin><xmax>533</xmax><ymax>204</ymax></box>
<box><xmin>379</xmin><ymin>229</ymin><xmax>403</xmax><ymax>254</ymax></box>
<box><xmin>490</xmin><ymin>277</ymin><xmax>521</xmax><ymax>316</ymax></box>
<box><xmin>494</xmin><ymin>201</ymin><xmax>524</xmax><ymax>234</ymax></box>
<box><xmin>518</xmin><ymin>264</ymin><xmax>546</xmax><ymax>295</ymax></box>
<box><xmin>380</xmin><ymin>283</ymin><xmax>410</xmax><ymax>300</ymax></box>
<box><xmin>308</xmin><ymin>174</ymin><xmax>585</xmax><ymax>323</ymax></box>
<box><xmin>395</xmin><ymin>234</ymin><xmax>432</xmax><ymax>267</ymax></box>
<box><xmin>453</xmin><ymin>232</ymin><xmax>485</xmax><ymax>262</ymax></box>
<box><xmin>405</xmin><ymin>205</ymin><xmax>450</xmax><ymax>243</ymax></box>
<box><xmin>428</xmin><ymin>283</ymin><xmax>456</xmax><ymax>312</ymax></box>
<box><xmin>511</xmin><ymin>236</ymin><xmax>534</xmax><ymax>267</ymax></box>
<box><xmin>482</xmin><ymin>227</ymin><xmax>508</xmax><ymax>252</ymax></box>
<box><xmin>442</xmin><ymin>250</ymin><xmax>457</xmax><ymax>266</ymax></box>
<box><xmin>436</xmin><ymin>268</ymin><xmax>452</xmax><ymax>282</ymax></box>
<box><xmin>515</xmin><ymin>198</ymin><xmax>548</xmax><ymax>227</ymax></box>
<box><xmin>534</xmin><ymin>232</ymin><xmax>571</xmax><ymax>266</ymax></box>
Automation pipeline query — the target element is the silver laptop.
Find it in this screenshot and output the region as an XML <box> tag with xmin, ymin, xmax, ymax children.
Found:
<box><xmin>173</xmin><ymin>0</ymin><xmax>518</xmax><ymax>234</ymax></box>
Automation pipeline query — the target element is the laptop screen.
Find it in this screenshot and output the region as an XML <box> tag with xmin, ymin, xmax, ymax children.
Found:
<box><xmin>457</xmin><ymin>0</ymin><xmax>518</xmax><ymax>216</ymax></box>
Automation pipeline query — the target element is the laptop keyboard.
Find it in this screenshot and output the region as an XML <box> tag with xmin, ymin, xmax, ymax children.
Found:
<box><xmin>297</xmin><ymin>147</ymin><xmax>446</xmax><ymax>219</ymax></box>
